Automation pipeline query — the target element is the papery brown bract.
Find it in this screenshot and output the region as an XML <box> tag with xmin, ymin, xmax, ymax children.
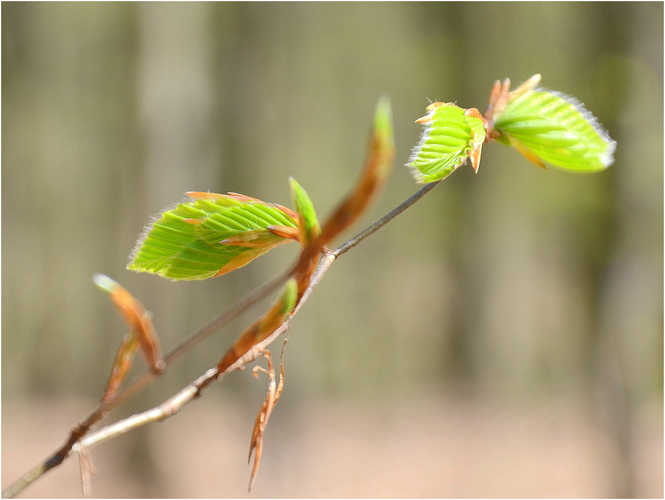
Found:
<box><xmin>93</xmin><ymin>274</ymin><xmax>164</xmax><ymax>375</ymax></box>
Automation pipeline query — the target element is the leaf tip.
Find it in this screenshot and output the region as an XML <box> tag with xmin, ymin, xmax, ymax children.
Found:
<box><xmin>93</xmin><ymin>273</ymin><xmax>118</xmax><ymax>295</ymax></box>
<box><xmin>373</xmin><ymin>95</ymin><xmax>394</xmax><ymax>148</ymax></box>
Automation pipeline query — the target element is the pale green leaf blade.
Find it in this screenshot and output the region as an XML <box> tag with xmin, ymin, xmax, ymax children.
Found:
<box><xmin>128</xmin><ymin>193</ymin><xmax>298</xmax><ymax>280</ymax></box>
<box><xmin>407</xmin><ymin>103</ymin><xmax>485</xmax><ymax>183</ymax></box>
<box><xmin>289</xmin><ymin>177</ymin><xmax>320</xmax><ymax>245</ymax></box>
<box><xmin>494</xmin><ymin>88</ymin><xmax>616</xmax><ymax>171</ymax></box>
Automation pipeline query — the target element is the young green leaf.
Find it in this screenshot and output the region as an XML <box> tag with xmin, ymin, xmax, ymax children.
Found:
<box><xmin>493</xmin><ymin>83</ymin><xmax>616</xmax><ymax>171</ymax></box>
<box><xmin>289</xmin><ymin>177</ymin><xmax>320</xmax><ymax>246</ymax></box>
<box><xmin>407</xmin><ymin>103</ymin><xmax>486</xmax><ymax>183</ymax></box>
<box><xmin>128</xmin><ymin>193</ymin><xmax>299</xmax><ymax>280</ymax></box>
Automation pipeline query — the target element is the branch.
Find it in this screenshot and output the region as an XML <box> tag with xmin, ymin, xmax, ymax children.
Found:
<box><xmin>107</xmin><ymin>181</ymin><xmax>444</xmax><ymax>441</ymax></box>
<box><xmin>72</xmin><ymin>181</ymin><xmax>443</xmax><ymax>452</ymax></box>
<box><xmin>0</xmin><ymin>273</ymin><xmax>288</xmax><ymax>500</ymax></box>
<box><xmin>2</xmin><ymin>180</ymin><xmax>441</xmax><ymax>499</ymax></box>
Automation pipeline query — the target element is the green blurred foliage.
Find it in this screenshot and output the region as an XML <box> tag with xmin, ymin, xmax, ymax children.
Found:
<box><xmin>2</xmin><ymin>2</ymin><xmax>662</xmax><ymax>497</ymax></box>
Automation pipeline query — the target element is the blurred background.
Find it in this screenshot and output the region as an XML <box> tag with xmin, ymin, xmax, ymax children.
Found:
<box><xmin>2</xmin><ymin>2</ymin><xmax>662</xmax><ymax>498</ymax></box>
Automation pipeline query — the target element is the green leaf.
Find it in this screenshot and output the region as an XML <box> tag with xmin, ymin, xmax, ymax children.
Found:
<box><xmin>407</xmin><ymin>103</ymin><xmax>486</xmax><ymax>183</ymax></box>
<box><xmin>289</xmin><ymin>177</ymin><xmax>320</xmax><ymax>245</ymax></box>
<box><xmin>493</xmin><ymin>88</ymin><xmax>616</xmax><ymax>171</ymax></box>
<box><xmin>128</xmin><ymin>193</ymin><xmax>298</xmax><ymax>280</ymax></box>
<box><xmin>273</xmin><ymin>277</ymin><xmax>298</xmax><ymax>320</ymax></box>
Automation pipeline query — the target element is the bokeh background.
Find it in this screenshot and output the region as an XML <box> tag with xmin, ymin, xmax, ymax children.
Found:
<box><xmin>3</xmin><ymin>2</ymin><xmax>663</xmax><ymax>498</ymax></box>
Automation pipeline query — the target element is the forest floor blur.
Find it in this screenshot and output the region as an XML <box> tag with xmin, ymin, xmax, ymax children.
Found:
<box><xmin>3</xmin><ymin>393</ymin><xmax>662</xmax><ymax>498</ymax></box>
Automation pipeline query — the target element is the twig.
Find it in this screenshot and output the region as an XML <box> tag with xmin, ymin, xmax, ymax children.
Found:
<box><xmin>76</xmin><ymin>367</ymin><xmax>220</xmax><ymax>453</ymax></box>
<box><xmin>62</xmin><ymin>182</ymin><xmax>445</xmax><ymax>461</ymax></box>
<box><xmin>0</xmin><ymin>273</ymin><xmax>288</xmax><ymax>500</ymax></box>
<box><xmin>2</xmin><ymin>181</ymin><xmax>442</xmax><ymax>499</ymax></box>
<box><xmin>332</xmin><ymin>180</ymin><xmax>441</xmax><ymax>258</ymax></box>
<box><xmin>111</xmin><ymin>271</ymin><xmax>288</xmax><ymax>407</ymax></box>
